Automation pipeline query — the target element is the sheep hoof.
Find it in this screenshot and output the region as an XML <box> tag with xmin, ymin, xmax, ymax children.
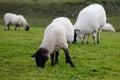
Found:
<box><xmin>55</xmin><ymin>61</ymin><xmax>58</xmax><ymax>64</ymax></box>
<box><xmin>51</xmin><ymin>63</ymin><xmax>55</xmax><ymax>67</ymax></box>
<box><xmin>65</xmin><ymin>60</ymin><xmax>69</xmax><ymax>63</ymax></box>
<box><xmin>94</xmin><ymin>43</ymin><xmax>96</xmax><ymax>45</ymax></box>
<box><xmin>70</xmin><ymin>63</ymin><xmax>75</xmax><ymax>68</ymax></box>
<box><xmin>72</xmin><ymin>41</ymin><xmax>76</xmax><ymax>43</ymax></box>
<box><xmin>86</xmin><ymin>42</ymin><xmax>89</xmax><ymax>44</ymax></box>
<box><xmin>81</xmin><ymin>42</ymin><xmax>84</xmax><ymax>44</ymax></box>
<box><xmin>97</xmin><ymin>41</ymin><xmax>100</xmax><ymax>44</ymax></box>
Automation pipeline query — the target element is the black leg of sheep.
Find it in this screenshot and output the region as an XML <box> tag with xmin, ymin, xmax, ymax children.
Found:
<box><xmin>63</xmin><ymin>49</ymin><xmax>75</xmax><ymax>68</ymax></box>
<box><xmin>72</xmin><ymin>31</ymin><xmax>77</xmax><ymax>43</ymax></box>
<box><xmin>51</xmin><ymin>51</ymin><xmax>59</xmax><ymax>66</ymax></box>
<box><xmin>55</xmin><ymin>51</ymin><xmax>59</xmax><ymax>64</ymax></box>
<box><xmin>51</xmin><ymin>52</ymin><xmax>55</xmax><ymax>66</ymax></box>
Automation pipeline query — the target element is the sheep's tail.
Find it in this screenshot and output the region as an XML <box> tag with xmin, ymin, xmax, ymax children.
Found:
<box><xmin>102</xmin><ymin>23</ymin><xmax>116</xmax><ymax>32</ymax></box>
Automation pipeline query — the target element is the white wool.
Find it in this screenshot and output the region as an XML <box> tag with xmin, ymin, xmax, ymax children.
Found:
<box><xmin>40</xmin><ymin>17</ymin><xmax>74</xmax><ymax>54</ymax></box>
<box><xmin>102</xmin><ymin>23</ymin><xmax>115</xmax><ymax>32</ymax></box>
<box><xmin>4</xmin><ymin>13</ymin><xmax>18</xmax><ymax>25</ymax></box>
<box><xmin>74</xmin><ymin>4</ymin><xmax>113</xmax><ymax>44</ymax></box>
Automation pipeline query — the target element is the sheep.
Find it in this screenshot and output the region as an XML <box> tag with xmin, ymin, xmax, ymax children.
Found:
<box><xmin>102</xmin><ymin>23</ymin><xmax>116</xmax><ymax>32</ymax></box>
<box><xmin>73</xmin><ymin>4</ymin><xmax>112</xmax><ymax>44</ymax></box>
<box><xmin>31</xmin><ymin>17</ymin><xmax>75</xmax><ymax>68</ymax></box>
<box><xmin>4</xmin><ymin>13</ymin><xmax>29</xmax><ymax>31</ymax></box>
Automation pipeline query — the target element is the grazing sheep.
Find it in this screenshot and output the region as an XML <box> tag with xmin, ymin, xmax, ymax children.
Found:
<box><xmin>32</xmin><ymin>17</ymin><xmax>75</xmax><ymax>68</ymax></box>
<box><xmin>102</xmin><ymin>23</ymin><xmax>116</xmax><ymax>32</ymax></box>
<box><xmin>4</xmin><ymin>13</ymin><xmax>29</xmax><ymax>31</ymax></box>
<box><xmin>73</xmin><ymin>4</ymin><xmax>112</xmax><ymax>44</ymax></box>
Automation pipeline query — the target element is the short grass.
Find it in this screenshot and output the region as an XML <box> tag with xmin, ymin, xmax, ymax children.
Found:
<box><xmin>0</xmin><ymin>26</ymin><xmax>120</xmax><ymax>80</ymax></box>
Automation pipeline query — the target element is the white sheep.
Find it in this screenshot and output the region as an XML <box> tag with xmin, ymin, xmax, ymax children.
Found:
<box><xmin>31</xmin><ymin>17</ymin><xmax>75</xmax><ymax>68</ymax></box>
<box><xmin>102</xmin><ymin>23</ymin><xmax>115</xmax><ymax>32</ymax></box>
<box><xmin>73</xmin><ymin>4</ymin><xmax>113</xmax><ymax>44</ymax></box>
<box><xmin>4</xmin><ymin>13</ymin><xmax>29</xmax><ymax>31</ymax></box>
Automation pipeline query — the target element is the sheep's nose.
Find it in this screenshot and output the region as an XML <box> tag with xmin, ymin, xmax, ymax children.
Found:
<box><xmin>37</xmin><ymin>64</ymin><xmax>45</xmax><ymax>68</ymax></box>
<box><xmin>25</xmin><ymin>26</ymin><xmax>29</xmax><ymax>31</ymax></box>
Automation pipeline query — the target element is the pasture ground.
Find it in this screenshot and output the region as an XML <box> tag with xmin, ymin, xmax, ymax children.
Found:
<box><xmin>0</xmin><ymin>0</ymin><xmax>120</xmax><ymax>80</ymax></box>
<box><xmin>0</xmin><ymin>26</ymin><xmax>120</xmax><ymax>80</ymax></box>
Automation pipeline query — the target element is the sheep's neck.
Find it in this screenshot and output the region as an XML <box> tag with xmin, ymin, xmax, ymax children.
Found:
<box><xmin>40</xmin><ymin>38</ymin><xmax>55</xmax><ymax>54</ymax></box>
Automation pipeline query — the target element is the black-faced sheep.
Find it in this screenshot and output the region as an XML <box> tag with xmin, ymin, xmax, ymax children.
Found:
<box><xmin>32</xmin><ymin>17</ymin><xmax>75</xmax><ymax>68</ymax></box>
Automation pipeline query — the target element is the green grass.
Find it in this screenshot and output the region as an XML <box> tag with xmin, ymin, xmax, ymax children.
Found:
<box><xmin>0</xmin><ymin>26</ymin><xmax>120</xmax><ymax>80</ymax></box>
<box><xmin>0</xmin><ymin>0</ymin><xmax>120</xmax><ymax>79</ymax></box>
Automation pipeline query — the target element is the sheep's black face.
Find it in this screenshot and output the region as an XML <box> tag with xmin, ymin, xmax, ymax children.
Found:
<box><xmin>73</xmin><ymin>31</ymin><xmax>77</xmax><ymax>43</ymax></box>
<box><xmin>35</xmin><ymin>53</ymin><xmax>48</xmax><ymax>68</ymax></box>
<box><xmin>32</xmin><ymin>48</ymin><xmax>49</xmax><ymax>68</ymax></box>
<box><xmin>25</xmin><ymin>26</ymin><xmax>29</xmax><ymax>31</ymax></box>
<box><xmin>73</xmin><ymin>30</ymin><xmax>83</xmax><ymax>43</ymax></box>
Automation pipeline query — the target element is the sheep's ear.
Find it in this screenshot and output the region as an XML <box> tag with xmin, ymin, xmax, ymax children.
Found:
<box><xmin>31</xmin><ymin>54</ymin><xmax>35</xmax><ymax>57</ymax></box>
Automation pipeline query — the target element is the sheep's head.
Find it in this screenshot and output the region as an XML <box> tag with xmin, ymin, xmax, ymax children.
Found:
<box><xmin>31</xmin><ymin>48</ymin><xmax>49</xmax><ymax>68</ymax></box>
<box><xmin>25</xmin><ymin>25</ymin><xmax>29</xmax><ymax>31</ymax></box>
<box><xmin>25</xmin><ymin>23</ymin><xmax>29</xmax><ymax>31</ymax></box>
<box><xmin>73</xmin><ymin>29</ymin><xmax>83</xmax><ymax>42</ymax></box>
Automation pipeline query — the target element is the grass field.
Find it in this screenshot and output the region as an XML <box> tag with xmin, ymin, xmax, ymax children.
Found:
<box><xmin>0</xmin><ymin>26</ymin><xmax>120</xmax><ymax>80</ymax></box>
<box><xmin>0</xmin><ymin>0</ymin><xmax>120</xmax><ymax>80</ymax></box>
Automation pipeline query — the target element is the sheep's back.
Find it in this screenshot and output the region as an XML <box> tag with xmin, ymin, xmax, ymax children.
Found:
<box><xmin>46</xmin><ymin>17</ymin><xmax>74</xmax><ymax>43</ymax></box>
<box><xmin>42</xmin><ymin>17</ymin><xmax>74</xmax><ymax>52</ymax></box>
<box><xmin>52</xmin><ymin>17</ymin><xmax>74</xmax><ymax>43</ymax></box>
<box><xmin>41</xmin><ymin>23</ymin><xmax>67</xmax><ymax>52</ymax></box>
<box><xmin>17</xmin><ymin>15</ymin><xmax>27</xmax><ymax>25</ymax></box>
<box><xmin>74</xmin><ymin>4</ymin><xmax>106</xmax><ymax>33</ymax></box>
<box><xmin>4</xmin><ymin>13</ymin><xmax>19</xmax><ymax>24</ymax></box>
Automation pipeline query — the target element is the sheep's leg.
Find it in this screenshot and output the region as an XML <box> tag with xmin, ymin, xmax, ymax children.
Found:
<box><xmin>4</xmin><ymin>25</ymin><xmax>7</xmax><ymax>30</ymax></box>
<box><xmin>86</xmin><ymin>35</ymin><xmax>89</xmax><ymax>44</ymax></box>
<box><xmin>51</xmin><ymin>52</ymin><xmax>55</xmax><ymax>66</ymax></box>
<box><xmin>18</xmin><ymin>26</ymin><xmax>20</xmax><ymax>31</ymax></box>
<box><xmin>15</xmin><ymin>24</ymin><xmax>20</xmax><ymax>31</ymax></box>
<box><xmin>4</xmin><ymin>23</ymin><xmax>8</xmax><ymax>30</ymax></box>
<box><xmin>7</xmin><ymin>24</ymin><xmax>10</xmax><ymax>30</ymax></box>
<box><xmin>63</xmin><ymin>49</ymin><xmax>75</xmax><ymax>67</ymax></box>
<box><xmin>92</xmin><ymin>32</ymin><xmax>97</xmax><ymax>44</ymax></box>
<box><xmin>81</xmin><ymin>35</ymin><xmax>86</xmax><ymax>44</ymax></box>
<box><xmin>14</xmin><ymin>25</ymin><xmax>17</xmax><ymax>31</ymax></box>
<box><xmin>97</xmin><ymin>32</ymin><xmax>100</xmax><ymax>44</ymax></box>
<box><xmin>72</xmin><ymin>31</ymin><xmax>77</xmax><ymax>43</ymax></box>
<box><xmin>55</xmin><ymin>51</ymin><xmax>59</xmax><ymax>64</ymax></box>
